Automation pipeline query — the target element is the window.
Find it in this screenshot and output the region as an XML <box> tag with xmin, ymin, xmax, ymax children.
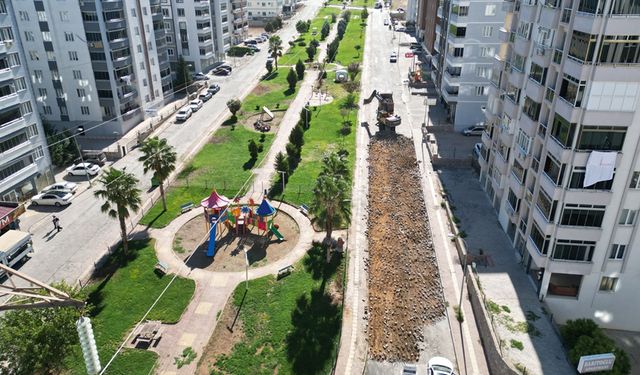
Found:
<box><xmin>553</xmin><ymin>240</ymin><xmax>596</xmax><ymax>262</ymax></box>
<box><xmin>618</xmin><ymin>209</ymin><xmax>637</xmax><ymax>225</ymax></box>
<box><xmin>630</xmin><ymin>171</ymin><xmax>640</xmax><ymax>188</ymax></box>
<box><xmin>512</xmin><ymin>158</ymin><xmax>526</xmax><ymax>183</ymax></box>
<box><xmin>7</xmin><ymin>53</ymin><xmax>20</xmax><ymax>67</ymax></box>
<box><xmin>82</xmin><ymin>12</ymin><xmax>99</xmax><ymax>22</ymax></box>
<box><xmin>449</xmin><ymin>25</ymin><xmax>466</xmax><ymax>37</ymax></box>
<box><xmin>536</xmin><ymin>187</ymin><xmax>556</xmax><ymax>221</ymax></box>
<box><xmin>135</xmin><ymin>27</ymin><xmax>140</xmax><ymax>36</ymax></box>
<box><xmin>65</xmin><ymin>32</ymin><xmax>74</xmax><ymax>42</ymax></box>
<box><xmin>529</xmin><ymin>62</ymin><xmax>547</xmax><ymax>84</ymax></box>
<box><xmin>29</xmin><ymin>51</ymin><xmax>39</xmax><ymax>61</ymax></box>
<box><xmin>143</xmin><ymin>78</ymin><xmax>148</xmax><ymax>86</ymax></box>
<box><xmin>559</xmin><ymin>74</ymin><xmax>586</xmax><ymax>107</ymax></box>
<box><xmin>529</xmin><ymin>222</ymin><xmax>550</xmax><ymax>255</ymax></box>
<box><xmin>551</xmin><ymin>114</ymin><xmax>576</xmax><ymax>148</ymax></box>
<box><xmin>452</xmin><ymin>47</ymin><xmax>464</xmax><ymax>57</ymax></box>
<box><xmin>41</xmin><ymin>31</ymin><xmax>52</xmax><ymax>42</ymax></box>
<box><xmin>480</xmin><ymin>47</ymin><xmax>495</xmax><ymax>57</ymax></box>
<box><xmin>37</xmin><ymin>11</ymin><xmax>47</xmax><ymax>22</ymax></box>
<box><xmin>18</xmin><ymin>11</ymin><xmax>29</xmax><ymax>21</ymax></box>
<box><xmin>85</xmin><ymin>32</ymin><xmax>102</xmax><ymax>42</ymax></box>
<box><xmin>475</xmin><ymin>86</ymin><xmax>488</xmax><ymax>96</ymax></box>
<box><xmin>610</xmin><ymin>244</ymin><xmax>626</xmax><ymax>260</ymax></box>
<box><xmin>33</xmin><ymin>146</ymin><xmax>45</xmax><ymax>160</ymax></box>
<box><xmin>60</xmin><ymin>11</ymin><xmax>70</xmax><ymax>22</ymax></box>
<box><xmin>476</xmin><ymin>66</ymin><xmax>491</xmax><ymax>78</ymax></box>
<box><xmin>516</xmin><ymin>129</ymin><xmax>531</xmax><ymax>155</ymax></box>
<box><xmin>505</xmin><ymin>83</ymin><xmax>520</xmax><ymax>103</ymax></box>
<box><xmin>42</xmin><ymin>105</ymin><xmax>52</xmax><ymax>115</ymax></box>
<box><xmin>97</xmin><ymin>90</ymin><xmax>113</xmax><ymax>98</ymax></box>
<box><xmin>14</xmin><ymin>77</ymin><xmax>26</xmax><ymax>91</ymax></box>
<box><xmin>162</xmin><ymin>8</ymin><xmax>170</xmax><ymax>17</ymax></box>
<box><xmin>599</xmin><ymin>36</ymin><xmax>640</xmax><ymax>64</ymax></box>
<box><xmin>576</xmin><ymin>126</ymin><xmax>626</xmax><ymax>151</ymax></box>
<box><xmin>24</xmin><ymin>31</ymin><xmax>34</xmax><ymax>42</ymax></box>
<box><xmin>560</xmin><ymin>204</ymin><xmax>606</xmax><ymax>227</ymax></box>
<box><xmin>517</xmin><ymin>22</ymin><xmax>532</xmax><ymax>40</ymax></box>
<box><xmin>77</xmin><ymin>89</ymin><xmax>86</xmax><ymax>97</ymax></box>
<box><xmin>523</xmin><ymin>96</ymin><xmax>541</xmax><ymax>121</ymax></box>
<box><xmin>482</xmin><ymin>26</ymin><xmax>493</xmax><ymax>38</ymax></box>
<box><xmin>452</xmin><ymin>5</ymin><xmax>469</xmax><ymax>16</ymax></box>
<box><xmin>485</xmin><ymin>4</ymin><xmax>496</xmax><ymax>15</ymax></box>
<box><xmin>26</xmin><ymin>124</ymin><xmax>38</xmax><ymax>138</ymax></box>
<box><xmin>81</xmin><ymin>106</ymin><xmax>90</xmax><ymax>115</ymax></box>
<box><xmin>167</xmin><ymin>48</ymin><xmax>175</xmax><ymax>56</ymax></box>
<box><xmin>166</xmin><ymin>35</ymin><xmax>173</xmax><ymax>43</ymax></box>
<box><xmin>507</xmin><ymin>189</ymin><xmax>519</xmax><ymax>212</ymax></box>
<box><xmin>512</xmin><ymin>53</ymin><xmax>526</xmax><ymax>71</ymax></box>
<box><xmin>177</xmin><ymin>8</ymin><xmax>185</xmax><ymax>16</ymax></box>
<box><xmin>38</xmin><ymin>88</ymin><xmax>47</xmax><ymax>97</ymax></box>
<box><xmin>143</xmin><ymin>6</ymin><xmax>148</xmax><ymax>15</ymax></box>
<box><xmin>60</xmin><ymin>106</ymin><xmax>68</xmax><ymax>116</ymax></box>
<box><xmin>33</xmin><ymin>70</ymin><xmax>43</xmax><ymax>83</ymax></box>
<box><xmin>69</xmin><ymin>51</ymin><xmax>79</xmax><ymax>61</ymax></box>
<box><xmin>140</xmin><ymin>62</ymin><xmax>145</xmax><ymax>70</ymax></box>
<box><xmin>599</xmin><ymin>276</ymin><xmax>618</xmax><ymax>292</ymax></box>
<box><xmin>20</xmin><ymin>101</ymin><xmax>32</xmax><ymax>115</ymax></box>
<box><xmin>543</xmin><ymin>153</ymin><xmax>565</xmax><ymax>186</ymax></box>
<box><xmin>131</xmin><ymin>8</ymin><xmax>137</xmax><ymax>17</ymax></box>
<box><xmin>73</xmin><ymin>70</ymin><xmax>82</xmax><ymax>80</ymax></box>
<box><xmin>569</xmin><ymin>31</ymin><xmax>597</xmax><ymax>62</ymax></box>
<box><xmin>569</xmin><ymin>167</ymin><xmax>614</xmax><ymax>190</ymax></box>
<box><xmin>55</xmin><ymin>88</ymin><xmax>64</xmax><ymax>98</ymax></box>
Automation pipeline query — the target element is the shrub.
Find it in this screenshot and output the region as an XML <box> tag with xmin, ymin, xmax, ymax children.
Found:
<box><xmin>561</xmin><ymin>319</ymin><xmax>600</xmax><ymax>349</ymax></box>
<box><xmin>510</xmin><ymin>339</ymin><xmax>524</xmax><ymax>351</ymax></box>
<box><xmin>295</xmin><ymin>59</ymin><xmax>305</xmax><ymax>80</ymax></box>
<box><xmin>286</xmin><ymin>68</ymin><xmax>297</xmax><ymax>90</ymax></box>
<box><xmin>228</xmin><ymin>46</ymin><xmax>251</xmax><ymax>57</ymax></box>
<box><xmin>248</xmin><ymin>139</ymin><xmax>259</xmax><ymax>159</ymax></box>
<box><xmin>289</xmin><ymin>124</ymin><xmax>305</xmax><ymax>148</ymax></box>
<box><xmin>298</xmin><ymin>41</ymin><xmax>307</xmax><ymax>46</ymax></box>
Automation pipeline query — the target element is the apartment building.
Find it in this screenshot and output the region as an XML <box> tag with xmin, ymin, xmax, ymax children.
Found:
<box><xmin>416</xmin><ymin>0</ymin><xmax>439</xmax><ymax>54</ymax></box>
<box><xmin>432</xmin><ymin>0</ymin><xmax>506</xmax><ymax>131</ymax></box>
<box><xmin>479</xmin><ymin>0</ymin><xmax>640</xmax><ymax>331</ymax></box>
<box><xmin>0</xmin><ymin>0</ymin><xmax>53</xmax><ymax>201</ymax></box>
<box><xmin>246</xmin><ymin>0</ymin><xmax>284</xmax><ymax>25</ymax></box>
<box><xmin>11</xmin><ymin>0</ymin><xmax>172</xmax><ymax>142</ymax></box>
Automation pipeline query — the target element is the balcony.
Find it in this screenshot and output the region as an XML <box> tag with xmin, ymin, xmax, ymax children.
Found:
<box><xmin>531</xmin><ymin>44</ymin><xmax>553</xmax><ymax>67</ymax></box>
<box><xmin>0</xmin><ymin>92</ymin><xmax>19</xmax><ymax>108</ymax></box>
<box><xmin>519</xmin><ymin>1</ymin><xmax>537</xmax><ymax>21</ymax></box>
<box><xmin>502</xmin><ymin>94</ymin><xmax>519</xmax><ymax>118</ymax></box>
<box><xmin>525</xmin><ymin>79</ymin><xmax>545</xmax><ymax>103</ymax></box>
<box><xmin>0</xmin><ymin>43</ymin><xmax>6</xmax><ymax>55</ymax></box>
<box><xmin>436</xmin><ymin>6</ymin><xmax>443</xmax><ymax>18</ymax></box>
<box><xmin>513</xmin><ymin>35</ymin><xmax>531</xmax><ymax>56</ymax></box>
<box><xmin>554</xmin><ymin>96</ymin><xmax>580</xmax><ymax>123</ymax></box>
<box><xmin>111</xmin><ymin>55</ymin><xmax>132</xmax><ymax>69</ymax></box>
<box><xmin>508</xmin><ymin>67</ymin><xmax>525</xmax><ymax>88</ymax></box>
<box><xmin>105</xmin><ymin>18</ymin><xmax>127</xmax><ymax>31</ymax></box>
<box><xmin>563</xmin><ymin>56</ymin><xmax>588</xmax><ymax>81</ymax></box>
<box><xmin>540</xmin><ymin>170</ymin><xmax>563</xmax><ymax>201</ymax></box>
<box><xmin>0</xmin><ymin>116</ymin><xmax>25</xmax><ymax>139</ymax></box>
<box><xmin>442</xmin><ymin>86</ymin><xmax>459</xmax><ymax>102</ymax></box>
<box><xmin>108</xmin><ymin>38</ymin><xmax>129</xmax><ymax>50</ymax></box>
<box><xmin>555</xmin><ymin>226</ymin><xmax>602</xmax><ymax>243</ymax></box>
<box><xmin>101</xmin><ymin>0</ymin><xmax>124</xmax><ymax>11</ymax></box>
<box><xmin>0</xmin><ymin>140</ymin><xmax>32</xmax><ymax>164</ymax></box>
<box><xmin>498</xmin><ymin>27</ymin><xmax>511</xmax><ymax>43</ymax></box>
<box><xmin>0</xmin><ymin>162</ymin><xmax>37</xmax><ymax>193</ymax></box>
<box><xmin>482</xmin><ymin>129</ymin><xmax>493</xmax><ymax>148</ymax></box>
<box><xmin>494</xmin><ymin>150</ymin><xmax>508</xmax><ymax>174</ymax></box>
<box><xmin>547</xmin><ymin>261</ymin><xmax>593</xmax><ymax>279</ymax></box>
<box><xmin>519</xmin><ymin>110</ymin><xmax>538</xmax><ymax>136</ymax></box>
<box><xmin>539</xmin><ymin>5</ymin><xmax>561</xmax><ymax>28</ymax></box>
<box><xmin>546</xmin><ymin>135</ymin><xmax>573</xmax><ymax>164</ymax></box>
<box><xmin>0</xmin><ymin>67</ymin><xmax>13</xmax><ymax>82</ymax></box>
<box><xmin>552</xmin><ymin>49</ymin><xmax>563</xmax><ymax>65</ymax></box>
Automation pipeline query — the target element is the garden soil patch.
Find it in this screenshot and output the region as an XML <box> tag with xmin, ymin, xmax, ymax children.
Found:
<box><xmin>239</xmin><ymin>111</ymin><xmax>285</xmax><ymax>134</ymax></box>
<box><xmin>366</xmin><ymin>135</ymin><xmax>446</xmax><ymax>362</ymax></box>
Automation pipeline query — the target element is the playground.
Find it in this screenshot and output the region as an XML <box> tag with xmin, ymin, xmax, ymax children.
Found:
<box><xmin>172</xmin><ymin>190</ymin><xmax>300</xmax><ymax>272</ymax></box>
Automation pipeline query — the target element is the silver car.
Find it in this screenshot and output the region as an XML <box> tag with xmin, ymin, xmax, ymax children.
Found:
<box><xmin>66</xmin><ymin>163</ymin><xmax>101</xmax><ymax>176</ymax></box>
<box><xmin>42</xmin><ymin>182</ymin><xmax>78</xmax><ymax>194</ymax></box>
<box><xmin>463</xmin><ymin>125</ymin><xmax>485</xmax><ymax>136</ymax></box>
<box><xmin>31</xmin><ymin>191</ymin><xmax>73</xmax><ymax>207</ymax></box>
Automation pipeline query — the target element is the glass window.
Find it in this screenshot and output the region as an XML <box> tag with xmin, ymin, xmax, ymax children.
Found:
<box><xmin>619</xmin><ymin>209</ymin><xmax>637</xmax><ymax>225</ymax></box>
<box><xmin>553</xmin><ymin>240</ymin><xmax>596</xmax><ymax>262</ymax></box>
<box><xmin>569</xmin><ymin>31</ymin><xmax>597</xmax><ymax>62</ymax></box>
<box><xmin>485</xmin><ymin>4</ymin><xmax>496</xmax><ymax>15</ymax></box>
<box><xmin>599</xmin><ymin>35</ymin><xmax>640</xmax><ymax>64</ymax></box>
<box><xmin>560</xmin><ymin>204</ymin><xmax>606</xmax><ymax>227</ymax></box>
<box><xmin>559</xmin><ymin>74</ymin><xmax>586</xmax><ymax>107</ymax></box>
<box><xmin>523</xmin><ymin>96</ymin><xmax>541</xmax><ymax>121</ymax></box>
<box><xmin>610</xmin><ymin>0</ymin><xmax>640</xmax><ymax>15</ymax></box>
<box><xmin>609</xmin><ymin>244</ymin><xmax>626</xmax><ymax>260</ymax></box>
<box><xmin>512</xmin><ymin>158</ymin><xmax>526</xmax><ymax>183</ymax></box>
<box><xmin>543</xmin><ymin>153</ymin><xmax>565</xmax><ymax>185</ymax></box>
<box><xmin>529</xmin><ymin>62</ymin><xmax>547</xmax><ymax>84</ymax></box>
<box><xmin>529</xmin><ymin>222</ymin><xmax>550</xmax><ymax>255</ymax></box>
<box><xmin>550</xmin><ymin>114</ymin><xmax>576</xmax><ymax>148</ymax></box>
<box><xmin>577</xmin><ymin>126</ymin><xmax>626</xmax><ymax>151</ymax></box>
<box><xmin>507</xmin><ymin>189</ymin><xmax>519</xmax><ymax>211</ymax></box>
<box><xmin>599</xmin><ymin>276</ymin><xmax>618</xmax><ymax>292</ymax></box>
<box><xmin>449</xmin><ymin>25</ymin><xmax>466</xmax><ymax>37</ymax></box>
<box><xmin>569</xmin><ymin>168</ymin><xmax>614</xmax><ymax>190</ymax></box>
<box><xmin>536</xmin><ymin>188</ymin><xmax>556</xmax><ymax>220</ymax></box>
<box><xmin>630</xmin><ymin>171</ymin><xmax>640</xmax><ymax>188</ymax></box>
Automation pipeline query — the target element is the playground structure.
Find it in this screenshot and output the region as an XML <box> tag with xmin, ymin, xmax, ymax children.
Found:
<box><xmin>253</xmin><ymin>106</ymin><xmax>275</xmax><ymax>132</ymax></box>
<box><xmin>363</xmin><ymin>90</ymin><xmax>401</xmax><ymax>132</ymax></box>
<box><xmin>200</xmin><ymin>190</ymin><xmax>285</xmax><ymax>257</ymax></box>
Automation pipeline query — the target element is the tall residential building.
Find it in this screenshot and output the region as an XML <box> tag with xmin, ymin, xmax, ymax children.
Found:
<box><xmin>479</xmin><ymin>0</ymin><xmax>640</xmax><ymax>331</ymax></box>
<box><xmin>0</xmin><ymin>0</ymin><xmax>53</xmax><ymax>201</ymax></box>
<box><xmin>11</xmin><ymin>0</ymin><xmax>173</xmax><ymax>141</ymax></box>
<box><xmin>432</xmin><ymin>0</ymin><xmax>506</xmax><ymax>131</ymax></box>
<box><xmin>230</xmin><ymin>0</ymin><xmax>249</xmax><ymax>45</ymax></box>
<box><xmin>246</xmin><ymin>0</ymin><xmax>284</xmax><ymax>25</ymax></box>
<box><xmin>407</xmin><ymin>0</ymin><xmax>419</xmax><ymax>24</ymax></box>
<box><xmin>416</xmin><ymin>0</ymin><xmax>439</xmax><ymax>54</ymax></box>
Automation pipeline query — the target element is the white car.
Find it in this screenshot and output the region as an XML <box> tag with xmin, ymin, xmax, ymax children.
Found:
<box><xmin>428</xmin><ymin>356</ymin><xmax>455</xmax><ymax>375</ymax></box>
<box><xmin>390</xmin><ymin>52</ymin><xmax>398</xmax><ymax>63</ymax></box>
<box><xmin>31</xmin><ymin>191</ymin><xmax>73</xmax><ymax>207</ymax></box>
<box><xmin>66</xmin><ymin>163</ymin><xmax>101</xmax><ymax>177</ymax></box>
<box><xmin>189</xmin><ymin>99</ymin><xmax>203</xmax><ymax>112</ymax></box>
<box><xmin>42</xmin><ymin>182</ymin><xmax>78</xmax><ymax>194</ymax></box>
<box><xmin>176</xmin><ymin>107</ymin><xmax>192</xmax><ymax>121</ymax></box>
<box><xmin>463</xmin><ymin>124</ymin><xmax>485</xmax><ymax>136</ymax></box>
<box><xmin>199</xmin><ymin>91</ymin><xmax>213</xmax><ymax>102</ymax></box>
<box><xmin>396</xmin><ymin>26</ymin><xmax>406</xmax><ymax>32</ymax></box>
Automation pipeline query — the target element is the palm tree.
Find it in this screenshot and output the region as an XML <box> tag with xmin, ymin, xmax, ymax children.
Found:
<box><xmin>94</xmin><ymin>168</ymin><xmax>142</xmax><ymax>254</ymax></box>
<box><xmin>320</xmin><ymin>152</ymin><xmax>350</xmax><ymax>181</ymax></box>
<box><xmin>138</xmin><ymin>137</ymin><xmax>177</xmax><ymax>211</ymax></box>
<box><xmin>268</xmin><ymin>35</ymin><xmax>283</xmax><ymax>69</ymax></box>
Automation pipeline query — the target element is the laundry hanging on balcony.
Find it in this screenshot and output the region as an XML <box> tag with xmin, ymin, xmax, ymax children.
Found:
<box><xmin>584</xmin><ymin>151</ymin><xmax>617</xmax><ymax>187</ymax></box>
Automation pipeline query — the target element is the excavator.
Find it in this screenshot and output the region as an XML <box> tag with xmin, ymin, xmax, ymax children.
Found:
<box><xmin>363</xmin><ymin>90</ymin><xmax>401</xmax><ymax>132</ymax></box>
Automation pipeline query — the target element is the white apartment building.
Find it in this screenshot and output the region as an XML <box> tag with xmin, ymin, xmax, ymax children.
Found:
<box><xmin>432</xmin><ymin>0</ymin><xmax>506</xmax><ymax>131</ymax></box>
<box><xmin>246</xmin><ymin>0</ymin><xmax>284</xmax><ymax>25</ymax></box>
<box><xmin>479</xmin><ymin>0</ymin><xmax>640</xmax><ymax>331</ymax></box>
<box><xmin>0</xmin><ymin>0</ymin><xmax>53</xmax><ymax>201</ymax></box>
<box><xmin>163</xmin><ymin>0</ymin><xmax>247</xmax><ymax>75</ymax></box>
<box><xmin>11</xmin><ymin>0</ymin><xmax>173</xmax><ymax>143</ymax></box>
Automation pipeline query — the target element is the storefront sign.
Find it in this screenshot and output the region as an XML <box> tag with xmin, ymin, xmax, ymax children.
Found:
<box><xmin>577</xmin><ymin>353</ymin><xmax>615</xmax><ymax>373</ymax></box>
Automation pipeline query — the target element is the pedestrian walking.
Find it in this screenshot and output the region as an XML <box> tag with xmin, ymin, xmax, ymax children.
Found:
<box><xmin>52</xmin><ymin>215</ymin><xmax>61</xmax><ymax>232</ymax></box>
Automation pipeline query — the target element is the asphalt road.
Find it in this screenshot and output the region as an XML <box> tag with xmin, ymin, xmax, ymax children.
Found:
<box><xmin>14</xmin><ymin>1</ymin><xmax>322</xmax><ymax>286</ymax></box>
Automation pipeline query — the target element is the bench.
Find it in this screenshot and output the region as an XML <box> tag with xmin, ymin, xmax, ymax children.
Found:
<box><xmin>154</xmin><ymin>261</ymin><xmax>169</xmax><ymax>276</ymax></box>
<box><xmin>180</xmin><ymin>201</ymin><xmax>194</xmax><ymax>214</ymax></box>
<box><xmin>276</xmin><ymin>265</ymin><xmax>294</xmax><ymax>280</ymax></box>
<box><xmin>299</xmin><ymin>204</ymin><xmax>310</xmax><ymax>216</ymax></box>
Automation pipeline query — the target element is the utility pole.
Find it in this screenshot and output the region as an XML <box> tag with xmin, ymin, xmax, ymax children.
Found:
<box><xmin>73</xmin><ymin>127</ymin><xmax>92</xmax><ymax>187</ymax></box>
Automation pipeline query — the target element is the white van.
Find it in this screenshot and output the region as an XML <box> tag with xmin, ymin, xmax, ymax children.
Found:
<box><xmin>0</xmin><ymin>230</ymin><xmax>33</xmax><ymax>277</ymax></box>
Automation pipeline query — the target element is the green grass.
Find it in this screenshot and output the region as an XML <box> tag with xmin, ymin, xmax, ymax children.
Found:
<box><xmin>242</xmin><ymin>69</ymin><xmax>298</xmax><ymax>113</ymax></box>
<box><xmin>212</xmin><ymin>243</ymin><xmax>344</xmax><ymax>374</ymax></box>
<box><xmin>65</xmin><ymin>240</ymin><xmax>195</xmax><ymax>374</ymax></box>
<box><xmin>335</xmin><ymin>18</ymin><xmax>367</xmax><ymax>65</ymax></box>
<box><xmin>326</xmin><ymin>0</ymin><xmax>371</xmax><ymax>6</ymax></box>
<box><xmin>140</xmin><ymin>127</ymin><xmax>274</xmax><ymax>228</ymax></box>
<box><xmin>279</xmin><ymin>7</ymin><xmax>341</xmax><ymax>66</ymax></box>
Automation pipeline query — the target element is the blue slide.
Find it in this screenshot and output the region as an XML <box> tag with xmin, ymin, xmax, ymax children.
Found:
<box><xmin>207</xmin><ymin>215</ymin><xmax>218</xmax><ymax>257</ymax></box>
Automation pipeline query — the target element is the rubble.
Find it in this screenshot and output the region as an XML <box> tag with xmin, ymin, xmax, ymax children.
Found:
<box><xmin>366</xmin><ymin>135</ymin><xmax>446</xmax><ymax>362</ymax></box>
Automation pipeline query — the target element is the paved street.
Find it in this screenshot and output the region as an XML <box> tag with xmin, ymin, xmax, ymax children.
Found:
<box><xmin>15</xmin><ymin>1</ymin><xmax>322</xmax><ymax>286</ymax></box>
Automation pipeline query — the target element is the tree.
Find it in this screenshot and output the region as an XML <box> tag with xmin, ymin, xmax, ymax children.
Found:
<box><xmin>300</xmin><ymin>107</ymin><xmax>311</xmax><ymax>130</ymax></box>
<box><xmin>286</xmin><ymin>142</ymin><xmax>300</xmax><ymax>163</ymax></box>
<box><xmin>139</xmin><ymin>137</ymin><xmax>176</xmax><ymax>212</ymax></box>
<box><xmin>341</xmin><ymin>93</ymin><xmax>358</xmax><ymax>110</ymax></box>
<box><xmin>296</xmin><ymin>20</ymin><xmax>309</xmax><ymax>33</ymax></box>
<box><xmin>42</xmin><ymin>121</ymin><xmax>79</xmax><ymax>167</ymax></box>
<box><xmin>295</xmin><ymin>59</ymin><xmax>305</xmax><ymax>80</ymax></box>
<box><xmin>274</xmin><ymin>16</ymin><xmax>283</xmax><ymax>29</ymax></box>
<box><xmin>311</xmin><ymin>152</ymin><xmax>351</xmax><ymax>262</ymax></box>
<box><xmin>175</xmin><ymin>55</ymin><xmax>192</xmax><ymax>93</ymax></box>
<box><xmin>274</xmin><ymin>151</ymin><xmax>290</xmax><ymax>176</ymax></box>
<box><xmin>226</xmin><ymin>98</ymin><xmax>242</xmax><ymax>117</ymax></box>
<box><xmin>337</xmin><ymin>20</ymin><xmax>347</xmax><ymax>39</ymax></box>
<box><xmin>268</xmin><ymin>35</ymin><xmax>283</xmax><ymax>69</ymax></box>
<box><xmin>94</xmin><ymin>168</ymin><xmax>141</xmax><ymax>254</ymax></box>
<box><xmin>266</xmin><ymin>59</ymin><xmax>274</xmax><ymax>74</ymax></box>
<box><xmin>327</xmin><ymin>38</ymin><xmax>340</xmax><ymax>62</ymax></box>
<box><xmin>305</xmin><ymin>45</ymin><xmax>317</xmax><ymax>61</ymax></box>
<box><xmin>310</xmin><ymin>39</ymin><xmax>320</xmax><ymax>49</ymax></box>
<box><xmin>361</xmin><ymin>7</ymin><xmax>369</xmax><ymax>20</ymax></box>
<box><xmin>0</xmin><ymin>282</ymin><xmax>84</xmax><ymax>375</ymax></box>
<box><xmin>342</xmin><ymin>10</ymin><xmax>352</xmax><ymax>23</ymax></box>
<box><xmin>321</xmin><ymin>20</ymin><xmax>330</xmax><ymax>40</ymax></box>
<box><xmin>561</xmin><ymin>319</ymin><xmax>600</xmax><ymax>349</ymax></box>
<box><xmin>343</xmin><ymin>80</ymin><xmax>360</xmax><ymax>94</ymax></box>
<box><xmin>569</xmin><ymin>335</ymin><xmax>630</xmax><ymax>375</ymax></box>
<box><xmin>248</xmin><ymin>139</ymin><xmax>259</xmax><ymax>160</ymax></box>
<box><xmin>331</xmin><ymin>13</ymin><xmax>337</xmax><ymax>23</ymax></box>
<box><xmin>286</xmin><ymin>68</ymin><xmax>298</xmax><ymax>91</ymax></box>
<box><xmin>347</xmin><ymin>62</ymin><xmax>361</xmax><ymax>81</ymax></box>
<box><xmin>265</xmin><ymin>22</ymin><xmax>275</xmax><ymax>33</ymax></box>
<box><xmin>355</xmin><ymin>44</ymin><xmax>362</xmax><ymax>57</ymax></box>
<box><xmin>289</xmin><ymin>124</ymin><xmax>305</xmax><ymax>148</ymax></box>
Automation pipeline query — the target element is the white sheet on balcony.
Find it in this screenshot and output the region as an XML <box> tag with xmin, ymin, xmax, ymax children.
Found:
<box><xmin>584</xmin><ymin>151</ymin><xmax>617</xmax><ymax>187</ymax></box>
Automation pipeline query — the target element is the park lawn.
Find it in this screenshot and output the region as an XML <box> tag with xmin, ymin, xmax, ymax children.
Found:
<box><xmin>335</xmin><ymin>16</ymin><xmax>367</xmax><ymax>65</ymax></box>
<box><xmin>278</xmin><ymin>7</ymin><xmax>341</xmax><ymax>66</ymax></box>
<box><xmin>241</xmin><ymin>68</ymin><xmax>298</xmax><ymax>114</ymax></box>
<box><xmin>65</xmin><ymin>240</ymin><xmax>196</xmax><ymax>374</ymax></box>
<box><xmin>211</xmin><ymin>244</ymin><xmax>344</xmax><ymax>374</ymax></box>
<box><xmin>140</xmin><ymin>127</ymin><xmax>274</xmax><ymax>228</ymax></box>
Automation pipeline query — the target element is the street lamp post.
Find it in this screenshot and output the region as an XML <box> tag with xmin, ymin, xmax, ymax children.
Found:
<box><xmin>278</xmin><ymin>170</ymin><xmax>286</xmax><ymax>195</ymax></box>
<box><xmin>74</xmin><ymin>127</ymin><xmax>92</xmax><ymax>188</ymax></box>
<box><xmin>458</xmin><ymin>254</ymin><xmax>476</xmax><ymax>311</ymax></box>
<box><xmin>243</xmin><ymin>247</ymin><xmax>249</xmax><ymax>291</ymax></box>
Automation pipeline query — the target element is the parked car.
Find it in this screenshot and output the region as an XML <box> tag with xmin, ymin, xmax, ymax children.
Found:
<box><xmin>80</xmin><ymin>151</ymin><xmax>107</xmax><ymax>166</ymax></box>
<box><xmin>193</xmin><ymin>72</ymin><xmax>208</xmax><ymax>81</ymax></box>
<box><xmin>427</xmin><ymin>357</ymin><xmax>454</xmax><ymax>375</ymax></box>
<box><xmin>207</xmin><ymin>84</ymin><xmax>221</xmax><ymax>94</ymax></box>
<box><xmin>397</xmin><ymin>7</ymin><xmax>405</xmax><ymax>12</ymax></box>
<box><xmin>384</xmin><ymin>19</ymin><xmax>389</xmax><ymax>25</ymax></box>
<box><xmin>218</xmin><ymin>64</ymin><xmax>233</xmax><ymax>71</ymax></box>
<box><xmin>248</xmin><ymin>45</ymin><xmax>261</xmax><ymax>52</ymax></box>
<box><xmin>212</xmin><ymin>67</ymin><xmax>231</xmax><ymax>76</ymax></box>
<box><xmin>244</xmin><ymin>39</ymin><xmax>257</xmax><ymax>45</ymax></box>
<box><xmin>199</xmin><ymin>91</ymin><xmax>213</xmax><ymax>102</ymax></box>
<box><xmin>396</xmin><ymin>26</ymin><xmax>406</xmax><ymax>32</ymax></box>
<box><xmin>261</xmin><ymin>32</ymin><xmax>269</xmax><ymax>38</ymax></box>
<box><xmin>31</xmin><ymin>191</ymin><xmax>73</xmax><ymax>207</ymax></box>
<box><xmin>66</xmin><ymin>163</ymin><xmax>101</xmax><ymax>177</ymax></box>
<box><xmin>375</xmin><ymin>2</ymin><xmax>382</xmax><ymax>8</ymax></box>
<box><xmin>462</xmin><ymin>124</ymin><xmax>485</xmax><ymax>136</ymax></box>
<box><xmin>473</xmin><ymin>143</ymin><xmax>482</xmax><ymax>159</ymax></box>
<box><xmin>42</xmin><ymin>182</ymin><xmax>78</xmax><ymax>195</ymax></box>
<box><xmin>176</xmin><ymin>106</ymin><xmax>193</xmax><ymax>121</ymax></box>
<box><xmin>189</xmin><ymin>99</ymin><xmax>203</xmax><ymax>112</ymax></box>
<box><xmin>390</xmin><ymin>51</ymin><xmax>398</xmax><ymax>63</ymax></box>
<box><xmin>255</xmin><ymin>36</ymin><xmax>266</xmax><ymax>43</ymax></box>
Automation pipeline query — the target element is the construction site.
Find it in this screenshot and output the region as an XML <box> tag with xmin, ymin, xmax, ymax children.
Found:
<box><xmin>365</xmin><ymin>135</ymin><xmax>446</xmax><ymax>362</ymax></box>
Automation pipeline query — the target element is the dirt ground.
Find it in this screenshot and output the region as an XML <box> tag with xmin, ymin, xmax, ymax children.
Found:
<box><xmin>239</xmin><ymin>111</ymin><xmax>285</xmax><ymax>134</ymax></box>
<box><xmin>174</xmin><ymin>209</ymin><xmax>300</xmax><ymax>272</ymax></box>
<box><xmin>366</xmin><ymin>135</ymin><xmax>446</xmax><ymax>362</ymax></box>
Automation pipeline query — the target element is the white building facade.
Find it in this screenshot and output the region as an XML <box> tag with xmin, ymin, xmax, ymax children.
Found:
<box><xmin>0</xmin><ymin>0</ymin><xmax>53</xmax><ymax>201</ymax></box>
<box><xmin>479</xmin><ymin>0</ymin><xmax>640</xmax><ymax>331</ymax></box>
<box><xmin>246</xmin><ymin>0</ymin><xmax>284</xmax><ymax>25</ymax></box>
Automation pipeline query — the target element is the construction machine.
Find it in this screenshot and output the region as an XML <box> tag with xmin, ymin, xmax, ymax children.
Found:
<box><xmin>363</xmin><ymin>90</ymin><xmax>401</xmax><ymax>132</ymax></box>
